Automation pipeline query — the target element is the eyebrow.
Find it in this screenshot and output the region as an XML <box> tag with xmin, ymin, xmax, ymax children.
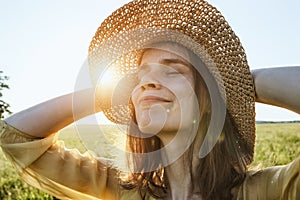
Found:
<box><xmin>138</xmin><ymin>58</ymin><xmax>193</xmax><ymax>71</ymax></box>
<box><xmin>160</xmin><ymin>58</ymin><xmax>193</xmax><ymax>68</ymax></box>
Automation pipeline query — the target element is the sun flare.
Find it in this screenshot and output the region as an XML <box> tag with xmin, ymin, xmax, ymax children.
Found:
<box><xmin>100</xmin><ymin>69</ymin><xmax>115</xmax><ymax>86</ymax></box>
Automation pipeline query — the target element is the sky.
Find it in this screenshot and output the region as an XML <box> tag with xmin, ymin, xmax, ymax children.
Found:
<box><xmin>0</xmin><ymin>0</ymin><xmax>300</xmax><ymax>122</ymax></box>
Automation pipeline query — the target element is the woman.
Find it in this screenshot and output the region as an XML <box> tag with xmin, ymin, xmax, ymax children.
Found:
<box><xmin>1</xmin><ymin>0</ymin><xmax>300</xmax><ymax>199</ymax></box>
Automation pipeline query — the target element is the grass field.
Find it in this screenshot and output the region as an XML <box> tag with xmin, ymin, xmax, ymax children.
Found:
<box><xmin>0</xmin><ymin>122</ymin><xmax>300</xmax><ymax>199</ymax></box>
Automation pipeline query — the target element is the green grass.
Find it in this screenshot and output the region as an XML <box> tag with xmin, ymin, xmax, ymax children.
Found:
<box><xmin>250</xmin><ymin>122</ymin><xmax>300</xmax><ymax>168</ymax></box>
<box><xmin>0</xmin><ymin>123</ymin><xmax>299</xmax><ymax>199</ymax></box>
<box><xmin>0</xmin><ymin>148</ymin><xmax>55</xmax><ymax>200</ymax></box>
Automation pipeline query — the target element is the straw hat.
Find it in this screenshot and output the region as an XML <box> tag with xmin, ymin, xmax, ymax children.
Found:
<box><xmin>88</xmin><ymin>0</ymin><xmax>256</xmax><ymax>164</ymax></box>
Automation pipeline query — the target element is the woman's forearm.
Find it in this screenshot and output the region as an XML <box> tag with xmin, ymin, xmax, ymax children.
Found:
<box><xmin>252</xmin><ymin>66</ymin><xmax>300</xmax><ymax>114</ymax></box>
<box><xmin>4</xmin><ymin>88</ymin><xmax>98</xmax><ymax>138</ymax></box>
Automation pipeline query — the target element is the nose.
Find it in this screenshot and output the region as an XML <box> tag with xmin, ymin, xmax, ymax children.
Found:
<box><xmin>139</xmin><ymin>69</ymin><xmax>162</xmax><ymax>90</ymax></box>
<box><xmin>142</xmin><ymin>82</ymin><xmax>161</xmax><ymax>90</ymax></box>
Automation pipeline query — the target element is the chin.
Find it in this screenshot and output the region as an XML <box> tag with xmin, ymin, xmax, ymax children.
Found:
<box><xmin>138</xmin><ymin>121</ymin><xmax>179</xmax><ymax>135</ymax></box>
<box><xmin>138</xmin><ymin>123</ymin><xmax>163</xmax><ymax>135</ymax></box>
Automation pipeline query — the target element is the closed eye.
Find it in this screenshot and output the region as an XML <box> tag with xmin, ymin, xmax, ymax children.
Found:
<box><xmin>161</xmin><ymin>59</ymin><xmax>192</xmax><ymax>74</ymax></box>
<box><xmin>165</xmin><ymin>68</ymin><xmax>182</xmax><ymax>76</ymax></box>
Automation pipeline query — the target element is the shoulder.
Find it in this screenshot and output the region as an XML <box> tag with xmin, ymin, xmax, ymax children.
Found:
<box><xmin>234</xmin><ymin>157</ymin><xmax>300</xmax><ymax>199</ymax></box>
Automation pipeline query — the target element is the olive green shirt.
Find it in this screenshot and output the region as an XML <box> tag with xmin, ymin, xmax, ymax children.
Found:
<box><xmin>0</xmin><ymin>120</ymin><xmax>299</xmax><ymax>199</ymax></box>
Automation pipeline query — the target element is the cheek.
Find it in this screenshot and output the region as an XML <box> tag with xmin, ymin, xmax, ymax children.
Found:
<box><xmin>167</xmin><ymin>81</ymin><xmax>195</xmax><ymax>102</ymax></box>
<box><xmin>171</xmin><ymin>82</ymin><xmax>198</xmax><ymax>123</ymax></box>
<box><xmin>131</xmin><ymin>91</ymin><xmax>145</xmax><ymax>122</ymax></box>
<box><xmin>131</xmin><ymin>90</ymin><xmax>139</xmax><ymax>108</ymax></box>
<box><xmin>165</xmin><ymin>71</ymin><xmax>195</xmax><ymax>93</ymax></box>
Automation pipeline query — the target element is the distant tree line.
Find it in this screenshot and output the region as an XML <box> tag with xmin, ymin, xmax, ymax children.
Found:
<box><xmin>0</xmin><ymin>70</ymin><xmax>12</xmax><ymax>119</ymax></box>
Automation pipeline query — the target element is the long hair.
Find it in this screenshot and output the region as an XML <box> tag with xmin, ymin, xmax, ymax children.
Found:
<box><xmin>120</xmin><ymin>43</ymin><xmax>249</xmax><ymax>199</ymax></box>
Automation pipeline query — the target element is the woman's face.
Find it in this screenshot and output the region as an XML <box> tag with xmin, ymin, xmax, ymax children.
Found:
<box><xmin>131</xmin><ymin>44</ymin><xmax>198</xmax><ymax>135</ymax></box>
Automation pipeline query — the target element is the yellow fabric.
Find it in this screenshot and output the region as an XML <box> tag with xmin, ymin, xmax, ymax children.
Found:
<box><xmin>1</xmin><ymin>120</ymin><xmax>299</xmax><ymax>199</ymax></box>
<box><xmin>236</xmin><ymin>157</ymin><xmax>300</xmax><ymax>199</ymax></box>
<box><xmin>0</xmin><ymin>120</ymin><xmax>119</xmax><ymax>200</ymax></box>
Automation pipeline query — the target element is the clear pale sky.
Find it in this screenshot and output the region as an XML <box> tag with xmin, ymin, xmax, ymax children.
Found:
<box><xmin>1</xmin><ymin>0</ymin><xmax>299</xmax><ymax>122</ymax></box>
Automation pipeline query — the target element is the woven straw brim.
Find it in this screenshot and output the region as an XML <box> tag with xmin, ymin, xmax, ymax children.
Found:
<box><xmin>88</xmin><ymin>0</ymin><xmax>256</xmax><ymax>164</ymax></box>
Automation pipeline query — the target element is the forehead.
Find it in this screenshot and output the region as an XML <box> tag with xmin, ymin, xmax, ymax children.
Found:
<box><xmin>140</xmin><ymin>42</ymin><xmax>192</xmax><ymax>65</ymax></box>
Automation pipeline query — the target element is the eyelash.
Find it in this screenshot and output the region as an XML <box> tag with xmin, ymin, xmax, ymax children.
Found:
<box><xmin>137</xmin><ymin>63</ymin><xmax>188</xmax><ymax>80</ymax></box>
<box><xmin>166</xmin><ymin>70</ymin><xmax>182</xmax><ymax>75</ymax></box>
<box><xmin>137</xmin><ymin>69</ymin><xmax>183</xmax><ymax>79</ymax></box>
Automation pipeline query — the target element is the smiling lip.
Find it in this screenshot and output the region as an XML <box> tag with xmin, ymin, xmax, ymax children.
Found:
<box><xmin>139</xmin><ymin>96</ymin><xmax>171</xmax><ymax>104</ymax></box>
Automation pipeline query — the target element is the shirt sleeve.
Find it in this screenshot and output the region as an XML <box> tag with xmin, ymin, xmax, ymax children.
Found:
<box><xmin>237</xmin><ymin>156</ymin><xmax>300</xmax><ymax>200</ymax></box>
<box><xmin>0</xmin><ymin>120</ymin><xmax>120</xmax><ymax>200</ymax></box>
